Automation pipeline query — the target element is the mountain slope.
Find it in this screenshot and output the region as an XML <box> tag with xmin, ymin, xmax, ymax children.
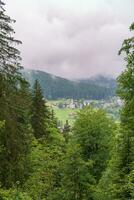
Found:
<box><xmin>22</xmin><ymin>69</ymin><xmax>116</xmax><ymax>100</ymax></box>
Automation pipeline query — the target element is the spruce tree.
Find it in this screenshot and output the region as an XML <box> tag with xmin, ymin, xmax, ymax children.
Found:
<box><xmin>50</xmin><ymin>108</ymin><xmax>58</xmax><ymax>128</ymax></box>
<box><xmin>31</xmin><ymin>80</ymin><xmax>50</xmax><ymax>139</ymax></box>
<box><xmin>0</xmin><ymin>1</ymin><xmax>32</xmax><ymax>188</ymax></box>
<box><xmin>63</xmin><ymin>120</ymin><xmax>71</xmax><ymax>142</ymax></box>
<box><xmin>0</xmin><ymin>0</ymin><xmax>22</xmax><ymax>81</ymax></box>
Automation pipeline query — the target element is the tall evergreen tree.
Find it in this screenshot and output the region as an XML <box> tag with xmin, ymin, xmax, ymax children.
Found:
<box><xmin>0</xmin><ymin>1</ymin><xmax>32</xmax><ymax>188</ymax></box>
<box><xmin>0</xmin><ymin>0</ymin><xmax>22</xmax><ymax>81</ymax></box>
<box><xmin>63</xmin><ymin>120</ymin><xmax>71</xmax><ymax>142</ymax></box>
<box><xmin>31</xmin><ymin>80</ymin><xmax>50</xmax><ymax>139</ymax></box>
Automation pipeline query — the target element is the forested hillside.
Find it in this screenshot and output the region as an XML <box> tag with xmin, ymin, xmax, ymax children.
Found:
<box><xmin>0</xmin><ymin>1</ymin><xmax>134</xmax><ymax>199</ymax></box>
<box><xmin>22</xmin><ymin>69</ymin><xmax>116</xmax><ymax>100</ymax></box>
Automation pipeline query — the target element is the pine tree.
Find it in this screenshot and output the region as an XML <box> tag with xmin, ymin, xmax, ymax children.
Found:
<box><xmin>63</xmin><ymin>120</ymin><xmax>71</xmax><ymax>142</ymax></box>
<box><xmin>31</xmin><ymin>80</ymin><xmax>50</xmax><ymax>139</ymax></box>
<box><xmin>0</xmin><ymin>1</ymin><xmax>22</xmax><ymax>82</ymax></box>
<box><xmin>50</xmin><ymin>108</ymin><xmax>58</xmax><ymax>127</ymax></box>
<box><xmin>0</xmin><ymin>1</ymin><xmax>32</xmax><ymax>188</ymax></box>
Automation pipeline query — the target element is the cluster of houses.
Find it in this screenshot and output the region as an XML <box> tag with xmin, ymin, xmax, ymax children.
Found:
<box><xmin>55</xmin><ymin>97</ymin><xmax>123</xmax><ymax>110</ymax></box>
<box><xmin>57</xmin><ymin>99</ymin><xmax>92</xmax><ymax>109</ymax></box>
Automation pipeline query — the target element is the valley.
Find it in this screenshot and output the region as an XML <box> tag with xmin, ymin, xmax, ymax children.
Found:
<box><xmin>22</xmin><ymin>69</ymin><xmax>120</xmax><ymax>126</ymax></box>
<box><xmin>48</xmin><ymin>97</ymin><xmax>122</xmax><ymax>126</ymax></box>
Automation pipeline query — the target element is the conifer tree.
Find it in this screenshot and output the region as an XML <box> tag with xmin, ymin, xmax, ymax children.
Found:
<box><xmin>0</xmin><ymin>0</ymin><xmax>22</xmax><ymax>82</ymax></box>
<box><xmin>63</xmin><ymin>120</ymin><xmax>71</xmax><ymax>142</ymax></box>
<box><xmin>31</xmin><ymin>80</ymin><xmax>50</xmax><ymax>139</ymax></box>
<box><xmin>0</xmin><ymin>1</ymin><xmax>32</xmax><ymax>188</ymax></box>
<box><xmin>50</xmin><ymin>108</ymin><xmax>58</xmax><ymax>127</ymax></box>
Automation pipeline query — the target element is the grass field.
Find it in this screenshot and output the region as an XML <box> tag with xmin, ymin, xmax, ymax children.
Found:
<box><xmin>54</xmin><ymin>107</ymin><xmax>79</xmax><ymax>125</ymax></box>
<box><xmin>48</xmin><ymin>100</ymin><xmax>79</xmax><ymax>125</ymax></box>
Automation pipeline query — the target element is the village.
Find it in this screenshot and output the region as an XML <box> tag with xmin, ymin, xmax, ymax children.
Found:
<box><xmin>50</xmin><ymin>97</ymin><xmax>122</xmax><ymax>110</ymax></box>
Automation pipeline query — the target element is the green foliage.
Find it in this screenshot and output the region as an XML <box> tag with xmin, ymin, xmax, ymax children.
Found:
<box><xmin>73</xmin><ymin>106</ymin><xmax>115</xmax><ymax>181</ymax></box>
<box><xmin>111</xmin><ymin>23</ymin><xmax>134</xmax><ymax>199</ymax></box>
<box><xmin>0</xmin><ymin>121</ymin><xmax>5</xmax><ymax>129</ymax></box>
<box><xmin>97</xmin><ymin>23</ymin><xmax>134</xmax><ymax>200</ymax></box>
<box><xmin>54</xmin><ymin>106</ymin><xmax>115</xmax><ymax>200</ymax></box>
<box><xmin>56</xmin><ymin>144</ymin><xmax>95</xmax><ymax>200</ymax></box>
<box><xmin>0</xmin><ymin>188</ymin><xmax>31</xmax><ymax>200</ymax></box>
<box><xmin>24</xmin><ymin>132</ymin><xmax>65</xmax><ymax>200</ymax></box>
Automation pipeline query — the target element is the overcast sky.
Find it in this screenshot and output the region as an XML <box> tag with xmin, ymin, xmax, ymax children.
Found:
<box><xmin>6</xmin><ymin>0</ymin><xmax>134</xmax><ymax>79</ymax></box>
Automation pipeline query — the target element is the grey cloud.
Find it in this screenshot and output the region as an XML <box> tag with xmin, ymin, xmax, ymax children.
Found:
<box><xmin>6</xmin><ymin>0</ymin><xmax>134</xmax><ymax>79</ymax></box>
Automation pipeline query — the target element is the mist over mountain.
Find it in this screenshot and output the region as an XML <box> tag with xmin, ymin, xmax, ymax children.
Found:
<box><xmin>22</xmin><ymin>69</ymin><xmax>116</xmax><ymax>100</ymax></box>
<box><xmin>79</xmin><ymin>75</ymin><xmax>117</xmax><ymax>88</ymax></box>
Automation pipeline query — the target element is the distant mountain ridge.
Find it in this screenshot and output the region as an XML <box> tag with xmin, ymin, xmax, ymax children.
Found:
<box><xmin>80</xmin><ymin>75</ymin><xmax>116</xmax><ymax>88</ymax></box>
<box><xmin>22</xmin><ymin>69</ymin><xmax>116</xmax><ymax>100</ymax></box>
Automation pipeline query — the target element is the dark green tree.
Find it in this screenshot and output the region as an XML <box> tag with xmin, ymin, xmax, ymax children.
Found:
<box><xmin>0</xmin><ymin>81</ymin><xmax>33</xmax><ymax>188</ymax></box>
<box><xmin>0</xmin><ymin>1</ymin><xmax>22</xmax><ymax>82</ymax></box>
<box><xmin>50</xmin><ymin>108</ymin><xmax>58</xmax><ymax>128</ymax></box>
<box><xmin>31</xmin><ymin>80</ymin><xmax>50</xmax><ymax>139</ymax></box>
<box><xmin>0</xmin><ymin>1</ymin><xmax>32</xmax><ymax>188</ymax></box>
<box><xmin>63</xmin><ymin>120</ymin><xmax>71</xmax><ymax>142</ymax></box>
<box><xmin>57</xmin><ymin>144</ymin><xmax>95</xmax><ymax>200</ymax></box>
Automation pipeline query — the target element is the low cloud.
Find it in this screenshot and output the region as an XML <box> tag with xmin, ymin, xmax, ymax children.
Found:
<box><xmin>6</xmin><ymin>0</ymin><xmax>134</xmax><ymax>79</ymax></box>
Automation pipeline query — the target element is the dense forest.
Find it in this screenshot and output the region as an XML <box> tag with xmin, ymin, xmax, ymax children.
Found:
<box><xmin>22</xmin><ymin>69</ymin><xmax>116</xmax><ymax>100</ymax></box>
<box><xmin>0</xmin><ymin>1</ymin><xmax>134</xmax><ymax>199</ymax></box>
